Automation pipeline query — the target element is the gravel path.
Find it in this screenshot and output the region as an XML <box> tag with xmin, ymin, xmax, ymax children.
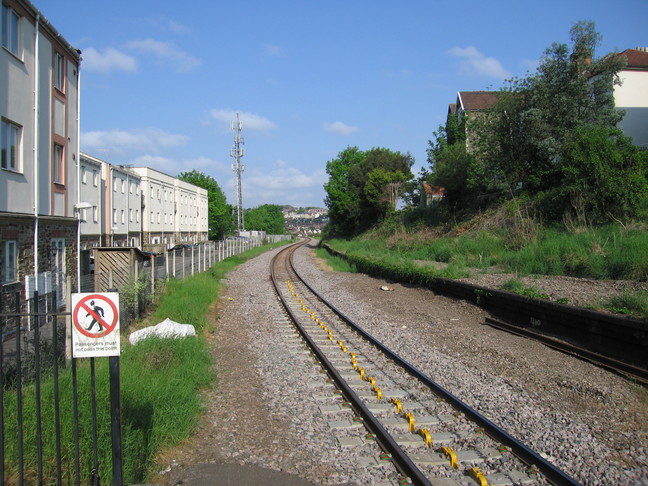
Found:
<box><xmin>154</xmin><ymin>243</ymin><xmax>648</xmax><ymax>486</ymax></box>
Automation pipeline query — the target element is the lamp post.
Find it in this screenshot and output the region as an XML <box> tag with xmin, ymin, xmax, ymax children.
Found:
<box><xmin>74</xmin><ymin>202</ymin><xmax>92</xmax><ymax>288</ymax></box>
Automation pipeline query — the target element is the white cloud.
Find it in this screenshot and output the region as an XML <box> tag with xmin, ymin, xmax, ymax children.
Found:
<box><xmin>238</xmin><ymin>165</ymin><xmax>328</xmax><ymax>207</ymax></box>
<box><xmin>81</xmin><ymin>128</ymin><xmax>189</xmax><ymax>154</ymax></box>
<box><xmin>263</xmin><ymin>44</ymin><xmax>285</xmax><ymax>57</ymax></box>
<box><xmin>323</xmin><ymin>121</ymin><xmax>358</xmax><ymax>136</ymax></box>
<box><xmin>126</xmin><ymin>38</ymin><xmax>202</xmax><ymax>72</ymax></box>
<box><xmin>210</xmin><ymin>109</ymin><xmax>278</xmax><ymax>132</ymax></box>
<box><xmin>82</xmin><ymin>47</ymin><xmax>137</xmax><ymax>73</ymax></box>
<box><xmin>447</xmin><ymin>46</ymin><xmax>511</xmax><ymax>79</ymax></box>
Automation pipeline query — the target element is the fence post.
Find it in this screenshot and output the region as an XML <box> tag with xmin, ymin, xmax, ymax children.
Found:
<box><xmin>65</xmin><ymin>276</ymin><xmax>73</xmax><ymax>366</ymax></box>
<box><xmin>151</xmin><ymin>256</ymin><xmax>155</xmax><ymax>295</ymax></box>
<box><xmin>191</xmin><ymin>246</ymin><xmax>195</xmax><ymax>276</ymax></box>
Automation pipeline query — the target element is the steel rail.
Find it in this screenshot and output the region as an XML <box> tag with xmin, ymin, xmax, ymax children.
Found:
<box><xmin>288</xmin><ymin>242</ymin><xmax>582</xmax><ymax>486</ymax></box>
<box><xmin>484</xmin><ymin>317</ymin><xmax>648</xmax><ymax>384</ymax></box>
<box><xmin>271</xmin><ymin>240</ymin><xmax>433</xmax><ymax>486</ymax></box>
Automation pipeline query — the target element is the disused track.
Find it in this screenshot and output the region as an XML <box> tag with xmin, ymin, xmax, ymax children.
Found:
<box><xmin>271</xmin><ymin>240</ymin><xmax>582</xmax><ymax>486</ymax></box>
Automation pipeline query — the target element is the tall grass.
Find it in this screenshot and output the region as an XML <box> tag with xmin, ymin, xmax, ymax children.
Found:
<box><xmin>2</xmin><ymin>240</ymin><xmax>292</xmax><ymax>484</ymax></box>
<box><xmin>330</xmin><ymin>224</ymin><xmax>648</xmax><ymax>281</ymax></box>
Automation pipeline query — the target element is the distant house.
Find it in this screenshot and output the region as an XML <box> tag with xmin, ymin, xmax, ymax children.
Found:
<box><xmin>420</xmin><ymin>183</ymin><xmax>446</xmax><ymax>207</ymax></box>
<box><xmin>1</xmin><ymin>0</ymin><xmax>81</xmax><ymax>307</ymax></box>
<box><xmin>454</xmin><ymin>91</ymin><xmax>500</xmax><ymax>153</ymax></box>
<box><xmin>612</xmin><ymin>48</ymin><xmax>648</xmax><ymax>148</ymax></box>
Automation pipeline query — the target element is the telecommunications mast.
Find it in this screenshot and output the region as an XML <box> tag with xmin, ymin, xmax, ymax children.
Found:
<box><xmin>230</xmin><ymin>113</ymin><xmax>245</xmax><ymax>232</ymax></box>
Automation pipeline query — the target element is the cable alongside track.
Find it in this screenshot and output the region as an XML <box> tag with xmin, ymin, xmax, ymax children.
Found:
<box><xmin>271</xmin><ymin>240</ymin><xmax>582</xmax><ymax>486</ymax></box>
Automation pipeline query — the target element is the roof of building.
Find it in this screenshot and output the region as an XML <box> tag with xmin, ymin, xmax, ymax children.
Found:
<box><xmin>617</xmin><ymin>48</ymin><xmax>648</xmax><ymax>69</ymax></box>
<box><xmin>422</xmin><ymin>183</ymin><xmax>446</xmax><ymax>196</ymax></box>
<box><xmin>457</xmin><ymin>91</ymin><xmax>500</xmax><ymax>112</ymax></box>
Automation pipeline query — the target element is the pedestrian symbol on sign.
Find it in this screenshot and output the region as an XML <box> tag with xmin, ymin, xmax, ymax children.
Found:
<box><xmin>85</xmin><ymin>300</ymin><xmax>105</xmax><ymax>331</ymax></box>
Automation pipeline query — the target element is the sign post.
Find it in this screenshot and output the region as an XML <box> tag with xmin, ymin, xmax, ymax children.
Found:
<box><xmin>71</xmin><ymin>292</ymin><xmax>123</xmax><ymax>484</ymax></box>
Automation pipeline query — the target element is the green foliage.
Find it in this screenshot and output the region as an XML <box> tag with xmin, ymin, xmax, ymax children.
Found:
<box><xmin>324</xmin><ymin>146</ymin><xmax>414</xmax><ymax>237</ymax></box>
<box><xmin>244</xmin><ymin>204</ymin><xmax>286</xmax><ymax>234</ymax></box>
<box><xmin>314</xmin><ymin>247</ymin><xmax>357</xmax><ymax>273</ymax></box>
<box><xmin>428</xmin><ymin>143</ymin><xmax>479</xmax><ymax>205</ymax></box>
<box><xmin>501</xmin><ymin>279</ymin><xmax>551</xmax><ymax>300</ymax></box>
<box><xmin>550</xmin><ymin>126</ymin><xmax>648</xmax><ymax>222</ymax></box>
<box><xmin>178</xmin><ymin>170</ymin><xmax>235</xmax><ymax>240</ymax></box>
<box><xmin>602</xmin><ymin>290</ymin><xmax>648</xmax><ymax>319</ymax></box>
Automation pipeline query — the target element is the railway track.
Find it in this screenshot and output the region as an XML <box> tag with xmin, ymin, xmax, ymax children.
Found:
<box><xmin>271</xmin><ymin>240</ymin><xmax>582</xmax><ymax>486</ymax></box>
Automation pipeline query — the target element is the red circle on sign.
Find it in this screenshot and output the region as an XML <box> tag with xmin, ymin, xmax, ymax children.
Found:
<box><xmin>73</xmin><ymin>294</ymin><xmax>119</xmax><ymax>338</ymax></box>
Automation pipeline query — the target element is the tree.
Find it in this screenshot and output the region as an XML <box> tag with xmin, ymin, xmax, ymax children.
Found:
<box><xmin>323</xmin><ymin>147</ymin><xmax>365</xmax><ymax>236</ymax></box>
<box><xmin>244</xmin><ymin>204</ymin><xmax>286</xmax><ymax>234</ymax></box>
<box><xmin>324</xmin><ymin>146</ymin><xmax>414</xmax><ymax>236</ymax></box>
<box><xmin>177</xmin><ymin>170</ymin><xmax>234</xmax><ymax>240</ymax></box>
<box><xmin>555</xmin><ymin>126</ymin><xmax>648</xmax><ymax>222</ymax></box>
<box><xmin>473</xmin><ymin>21</ymin><xmax>626</xmax><ymax>197</ymax></box>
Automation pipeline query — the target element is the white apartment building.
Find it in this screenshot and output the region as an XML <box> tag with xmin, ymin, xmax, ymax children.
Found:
<box><xmin>614</xmin><ymin>48</ymin><xmax>648</xmax><ymax>148</ymax></box>
<box><xmin>130</xmin><ymin>167</ymin><xmax>208</xmax><ymax>247</ymax></box>
<box><xmin>108</xmin><ymin>164</ymin><xmax>141</xmax><ymax>247</ymax></box>
<box><xmin>1</xmin><ymin>0</ymin><xmax>81</xmax><ymax>306</ymax></box>
<box><xmin>78</xmin><ymin>153</ymin><xmax>104</xmax><ymax>247</ymax></box>
<box><xmin>175</xmin><ymin>177</ymin><xmax>209</xmax><ymax>244</ymax></box>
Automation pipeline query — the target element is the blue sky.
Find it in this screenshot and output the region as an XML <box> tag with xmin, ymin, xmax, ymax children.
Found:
<box><xmin>38</xmin><ymin>0</ymin><xmax>646</xmax><ymax>209</ymax></box>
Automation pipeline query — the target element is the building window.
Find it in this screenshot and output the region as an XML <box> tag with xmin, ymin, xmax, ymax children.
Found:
<box><xmin>3</xmin><ymin>240</ymin><xmax>17</xmax><ymax>283</ymax></box>
<box><xmin>53</xmin><ymin>144</ymin><xmax>64</xmax><ymax>183</ymax></box>
<box><xmin>1</xmin><ymin>119</ymin><xmax>21</xmax><ymax>171</ymax></box>
<box><xmin>93</xmin><ymin>169</ymin><xmax>98</xmax><ymax>186</ymax></box>
<box><xmin>113</xmin><ymin>209</ymin><xmax>117</xmax><ymax>224</ymax></box>
<box><xmin>129</xmin><ymin>209</ymin><xmax>133</xmax><ymax>222</ymax></box>
<box><xmin>121</xmin><ymin>179</ymin><xmax>125</xmax><ymax>193</ymax></box>
<box><xmin>54</xmin><ymin>52</ymin><xmax>65</xmax><ymax>92</ymax></box>
<box><xmin>121</xmin><ymin>210</ymin><xmax>125</xmax><ymax>224</ymax></box>
<box><xmin>157</xmin><ymin>189</ymin><xmax>160</xmax><ymax>200</ymax></box>
<box><xmin>129</xmin><ymin>181</ymin><xmax>133</xmax><ymax>194</ymax></box>
<box><xmin>114</xmin><ymin>178</ymin><xmax>118</xmax><ymax>192</ymax></box>
<box><xmin>93</xmin><ymin>205</ymin><xmax>98</xmax><ymax>223</ymax></box>
<box><xmin>1</xmin><ymin>5</ymin><xmax>19</xmax><ymax>56</ymax></box>
<box><xmin>136</xmin><ymin>209</ymin><xmax>140</xmax><ymax>223</ymax></box>
<box><xmin>157</xmin><ymin>212</ymin><xmax>160</xmax><ymax>223</ymax></box>
<box><xmin>81</xmin><ymin>166</ymin><xmax>87</xmax><ymax>184</ymax></box>
<box><xmin>135</xmin><ymin>184</ymin><xmax>139</xmax><ymax>195</ymax></box>
<box><xmin>150</xmin><ymin>211</ymin><xmax>153</xmax><ymax>224</ymax></box>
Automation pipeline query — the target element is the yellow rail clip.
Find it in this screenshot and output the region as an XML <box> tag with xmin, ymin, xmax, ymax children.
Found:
<box><xmin>438</xmin><ymin>446</ymin><xmax>458</xmax><ymax>469</ymax></box>
<box><xmin>357</xmin><ymin>367</ymin><xmax>365</xmax><ymax>380</ymax></box>
<box><xmin>390</xmin><ymin>398</ymin><xmax>403</xmax><ymax>414</ymax></box>
<box><xmin>404</xmin><ymin>412</ymin><xmax>415</xmax><ymax>433</ymax></box>
<box><xmin>468</xmin><ymin>467</ymin><xmax>488</xmax><ymax>486</ymax></box>
<box><xmin>417</xmin><ymin>428</ymin><xmax>432</xmax><ymax>447</ymax></box>
<box><xmin>374</xmin><ymin>386</ymin><xmax>383</xmax><ymax>400</ymax></box>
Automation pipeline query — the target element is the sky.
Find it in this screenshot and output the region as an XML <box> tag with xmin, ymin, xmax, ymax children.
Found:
<box><xmin>37</xmin><ymin>0</ymin><xmax>647</xmax><ymax>209</ymax></box>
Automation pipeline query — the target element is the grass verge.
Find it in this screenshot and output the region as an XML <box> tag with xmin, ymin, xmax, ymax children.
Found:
<box><xmin>2</xmin><ymin>240</ymin><xmax>292</xmax><ymax>484</ymax></box>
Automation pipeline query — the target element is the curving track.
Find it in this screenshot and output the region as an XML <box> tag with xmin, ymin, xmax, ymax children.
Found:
<box><xmin>271</xmin><ymin>240</ymin><xmax>582</xmax><ymax>486</ymax></box>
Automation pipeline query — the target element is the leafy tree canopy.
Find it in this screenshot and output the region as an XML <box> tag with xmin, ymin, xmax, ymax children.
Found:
<box><xmin>244</xmin><ymin>204</ymin><xmax>286</xmax><ymax>234</ymax></box>
<box><xmin>324</xmin><ymin>146</ymin><xmax>414</xmax><ymax>236</ymax></box>
<box><xmin>177</xmin><ymin>170</ymin><xmax>234</xmax><ymax>240</ymax></box>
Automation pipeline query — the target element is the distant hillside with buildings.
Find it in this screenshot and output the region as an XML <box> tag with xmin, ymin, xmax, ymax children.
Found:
<box><xmin>281</xmin><ymin>206</ymin><xmax>328</xmax><ymax>236</ymax></box>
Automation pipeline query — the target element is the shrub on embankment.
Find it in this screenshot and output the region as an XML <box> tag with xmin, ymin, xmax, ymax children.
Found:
<box><xmin>322</xmin><ymin>221</ymin><xmax>648</xmax><ymax>319</ymax></box>
<box><xmin>2</xmin><ymin>241</ymin><xmax>291</xmax><ymax>484</ymax></box>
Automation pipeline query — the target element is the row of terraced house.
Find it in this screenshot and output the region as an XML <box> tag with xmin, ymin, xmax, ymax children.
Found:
<box><xmin>1</xmin><ymin>0</ymin><xmax>207</xmax><ymax>309</ymax></box>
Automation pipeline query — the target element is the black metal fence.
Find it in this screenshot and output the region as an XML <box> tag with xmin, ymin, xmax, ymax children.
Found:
<box><xmin>1</xmin><ymin>289</ymin><xmax>120</xmax><ymax>485</ymax></box>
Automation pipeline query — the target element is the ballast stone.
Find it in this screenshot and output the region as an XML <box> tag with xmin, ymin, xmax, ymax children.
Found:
<box><xmin>129</xmin><ymin>318</ymin><xmax>196</xmax><ymax>345</ymax></box>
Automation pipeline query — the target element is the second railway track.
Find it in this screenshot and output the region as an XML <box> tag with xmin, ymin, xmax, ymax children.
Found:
<box><xmin>271</xmin><ymin>240</ymin><xmax>582</xmax><ymax>486</ymax></box>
